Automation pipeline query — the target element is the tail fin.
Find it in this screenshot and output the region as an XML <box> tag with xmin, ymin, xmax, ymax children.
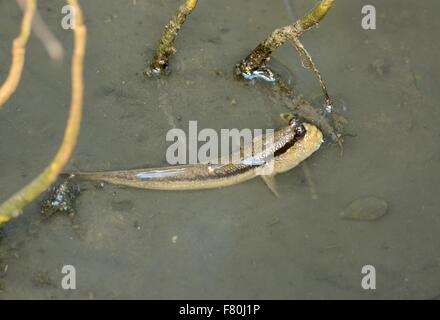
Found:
<box><xmin>59</xmin><ymin>171</ymin><xmax>108</xmax><ymax>182</ymax></box>
<box><xmin>59</xmin><ymin>172</ymin><xmax>74</xmax><ymax>179</ymax></box>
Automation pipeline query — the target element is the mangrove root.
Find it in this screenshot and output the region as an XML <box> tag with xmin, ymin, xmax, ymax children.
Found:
<box><xmin>145</xmin><ymin>0</ymin><xmax>198</xmax><ymax>77</ymax></box>
<box><xmin>235</xmin><ymin>0</ymin><xmax>335</xmax><ymax>107</ymax></box>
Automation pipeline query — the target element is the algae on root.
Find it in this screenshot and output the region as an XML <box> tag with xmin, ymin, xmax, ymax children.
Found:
<box><xmin>40</xmin><ymin>179</ymin><xmax>80</xmax><ymax>219</ymax></box>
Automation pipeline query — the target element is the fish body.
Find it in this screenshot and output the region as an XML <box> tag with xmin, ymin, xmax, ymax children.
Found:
<box><xmin>67</xmin><ymin>122</ymin><xmax>323</xmax><ymax>192</ymax></box>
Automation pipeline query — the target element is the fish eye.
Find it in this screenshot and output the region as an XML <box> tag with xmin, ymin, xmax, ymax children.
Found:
<box><xmin>288</xmin><ymin>118</ymin><xmax>306</xmax><ymax>137</ymax></box>
<box><xmin>295</xmin><ymin>125</ymin><xmax>306</xmax><ymax>137</ymax></box>
<box><xmin>288</xmin><ymin>118</ymin><xmax>300</xmax><ymax>128</ymax></box>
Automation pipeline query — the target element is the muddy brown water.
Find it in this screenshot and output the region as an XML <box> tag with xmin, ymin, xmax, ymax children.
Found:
<box><xmin>0</xmin><ymin>0</ymin><xmax>439</xmax><ymax>299</ymax></box>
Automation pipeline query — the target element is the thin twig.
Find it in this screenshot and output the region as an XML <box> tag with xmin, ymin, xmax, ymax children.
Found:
<box><xmin>0</xmin><ymin>0</ymin><xmax>86</xmax><ymax>224</ymax></box>
<box><xmin>290</xmin><ymin>37</ymin><xmax>331</xmax><ymax>107</ymax></box>
<box><xmin>0</xmin><ymin>0</ymin><xmax>36</xmax><ymax>108</ymax></box>
<box><xmin>145</xmin><ymin>0</ymin><xmax>198</xmax><ymax>77</ymax></box>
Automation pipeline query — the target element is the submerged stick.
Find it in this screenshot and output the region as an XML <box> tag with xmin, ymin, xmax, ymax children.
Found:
<box><xmin>301</xmin><ymin>162</ymin><xmax>318</xmax><ymax>200</ymax></box>
<box><xmin>145</xmin><ymin>0</ymin><xmax>198</xmax><ymax>77</ymax></box>
<box><xmin>235</xmin><ymin>0</ymin><xmax>334</xmax><ymax>106</ymax></box>
<box><xmin>0</xmin><ymin>0</ymin><xmax>36</xmax><ymax>108</ymax></box>
<box><xmin>16</xmin><ymin>0</ymin><xmax>64</xmax><ymax>61</ymax></box>
<box><xmin>0</xmin><ymin>0</ymin><xmax>86</xmax><ymax>224</ymax></box>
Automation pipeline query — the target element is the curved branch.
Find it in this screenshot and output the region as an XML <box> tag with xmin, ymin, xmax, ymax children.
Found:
<box><xmin>0</xmin><ymin>0</ymin><xmax>36</xmax><ymax>108</ymax></box>
<box><xmin>0</xmin><ymin>0</ymin><xmax>86</xmax><ymax>224</ymax></box>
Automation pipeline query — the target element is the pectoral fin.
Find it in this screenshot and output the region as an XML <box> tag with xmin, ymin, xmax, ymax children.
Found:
<box><xmin>261</xmin><ymin>175</ymin><xmax>280</xmax><ymax>198</ymax></box>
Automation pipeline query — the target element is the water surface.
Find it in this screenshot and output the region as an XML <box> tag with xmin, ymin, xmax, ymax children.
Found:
<box><xmin>0</xmin><ymin>0</ymin><xmax>439</xmax><ymax>299</ymax></box>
